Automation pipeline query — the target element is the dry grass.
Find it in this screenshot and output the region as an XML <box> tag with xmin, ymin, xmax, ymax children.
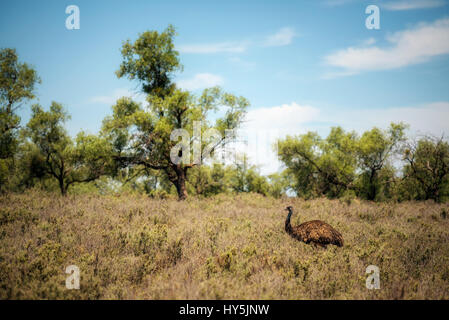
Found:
<box><xmin>1</xmin><ymin>191</ymin><xmax>449</xmax><ymax>299</ymax></box>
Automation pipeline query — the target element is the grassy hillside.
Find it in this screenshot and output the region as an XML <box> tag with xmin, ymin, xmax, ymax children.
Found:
<box><xmin>1</xmin><ymin>191</ymin><xmax>449</xmax><ymax>299</ymax></box>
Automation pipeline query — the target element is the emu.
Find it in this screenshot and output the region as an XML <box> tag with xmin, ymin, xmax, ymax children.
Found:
<box><xmin>284</xmin><ymin>206</ymin><xmax>344</xmax><ymax>248</ymax></box>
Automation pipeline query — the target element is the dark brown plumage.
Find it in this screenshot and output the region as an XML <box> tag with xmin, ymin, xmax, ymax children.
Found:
<box><xmin>284</xmin><ymin>206</ymin><xmax>344</xmax><ymax>248</ymax></box>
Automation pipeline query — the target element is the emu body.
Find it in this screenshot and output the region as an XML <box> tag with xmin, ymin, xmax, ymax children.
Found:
<box><xmin>284</xmin><ymin>206</ymin><xmax>343</xmax><ymax>248</ymax></box>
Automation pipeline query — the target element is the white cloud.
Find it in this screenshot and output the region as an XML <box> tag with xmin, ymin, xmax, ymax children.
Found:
<box><xmin>177</xmin><ymin>73</ymin><xmax>224</xmax><ymax>90</ymax></box>
<box><xmin>90</xmin><ymin>88</ymin><xmax>146</xmax><ymax>105</ymax></box>
<box><xmin>178</xmin><ymin>42</ymin><xmax>249</xmax><ymax>54</ymax></box>
<box><xmin>243</xmin><ymin>102</ymin><xmax>319</xmax><ymax>132</ymax></box>
<box><xmin>229</xmin><ymin>103</ymin><xmax>320</xmax><ymax>175</ymax></box>
<box><xmin>179</xmin><ymin>27</ymin><xmax>296</xmax><ymax>54</ymax></box>
<box><xmin>329</xmin><ymin>101</ymin><xmax>449</xmax><ymax>136</ymax></box>
<box><xmin>263</xmin><ymin>27</ymin><xmax>297</xmax><ymax>47</ymax></box>
<box><xmin>383</xmin><ymin>0</ymin><xmax>445</xmax><ymax>10</ymax></box>
<box><xmin>324</xmin><ymin>18</ymin><xmax>449</xmax><ymax>75</ymax></box>
<box><xmin>230</xmin><ymin>101</ymin><xmax>449</xmax><ymax>175</ymax></box>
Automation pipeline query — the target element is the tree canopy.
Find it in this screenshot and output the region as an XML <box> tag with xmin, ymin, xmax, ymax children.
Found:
<box><xmin>24</xmin><ymin>102</ymin><xmax>112</xmax><ymax>195</ymax></box>
<box><xmin>104</xmin><ymin>25</ymin><xmax>249</xmax><ymax>199</ymax></box>
<box><xmin>1</xmin><ymin>48</ymin><xmax>40</xmax><ymax>160</ymax></box>
<box><xmin>403</xmin><ymin>136</ymin><xmax>449</xmax><ymax>202</ymax></box>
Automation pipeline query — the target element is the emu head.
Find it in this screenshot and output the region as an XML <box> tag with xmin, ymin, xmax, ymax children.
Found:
<box><xmin>284</xmin><ymin>206</ymin><xmax>294</xmax><ymax>228</ymax></box>
<box><xmin>285</xmin><ymin>206</ymin><xmax>294</xmax><ymax>218</ymax></box>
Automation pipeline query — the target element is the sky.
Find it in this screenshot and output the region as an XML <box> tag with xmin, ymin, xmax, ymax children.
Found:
<box><xmin>1</xmin><ymin>0</ymin><xmax>449</xmax><ymax>174</ymax></box>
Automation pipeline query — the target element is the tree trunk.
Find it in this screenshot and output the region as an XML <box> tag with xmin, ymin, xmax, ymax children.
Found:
<box><xmin>59</xmin><ymin>177</ymin><xmax>67</xmax><ymax>196</ymax></box>
<box><xmin>172</xmin><ymin>165</ymin><xmax>188</xmax><ymax>200</ymax></box>
<box><xmin>429</xmin><ymin>186</ymin><xmax>440</xmax><ymax>203</ymax></box>
<box><xmin>175</xmin><ymin>177</ymin><xmax>188</xmax><ymax>200</ymax></box>
<box><xmin>367</xmin><ymin>169</ymin><xmax>377</xmax><ymax>201</ymax></box>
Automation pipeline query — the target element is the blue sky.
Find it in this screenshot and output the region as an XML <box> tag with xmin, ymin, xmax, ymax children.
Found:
<box><xmin>1</xmin><ymin>0</ymin><xmax>449</xmax><ymax>173</ymax></box>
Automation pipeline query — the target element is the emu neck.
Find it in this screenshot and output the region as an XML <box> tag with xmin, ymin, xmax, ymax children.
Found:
<box><xmin>285</xmin><ymin>211</ymin><xmax>294</xmax><ymax>233</ymax></box>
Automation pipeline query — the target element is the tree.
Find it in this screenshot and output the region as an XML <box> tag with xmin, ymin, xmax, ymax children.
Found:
<box><xmin>277</xmin><ymin>124</ymin><xmax>407</xmax><ymax>200</ymax></box>
<box><xmin>267</xmin><ymin>172</ymin><xmax>290</xmax><ymax>198</ymax></box>
<box><xmin>11</xmin><ymin>141</ymin><xmax>48</xmax><ymax>190</ymax></box>
<box><xmin>0</xmin><ymin>48</ymin><xmax>40</xmax><ymax>191</ymax></box>
<box><xmin>0</xmin><ymin>48</ymin><xmax>40</xmax><ymax>159</ymax></box>
<box><xmin>25</xmin><ymin>102</ymin><xmax>112</xmax><ymax>195</ymax></box>
<box><xmin>105</xmin><ymin>26</ymin><xmax>249</xmax><ymax>200</ymax></box>
<box><xmin>403</xmin><ymin>136</ymin><xmax>449</xmax><ymax>202</ymax></box>
<box><xmin>356</xmin><ymin>123</ymin><xmax>407</xmax><ymax>200</ymax></box>
<box><xmin>187</xmin><ymin>163</ymin><xmax>231</xmax><ymax>197</ymax></box>
<box><xmin>225</xmin><ymin>154</ymin><xmax>270</xmax><ymax>196</ymax></box>
<box><xmin>116</xmin><ymin>25</ymin><xmax>181</xmax><ymax>98</ymax></box>
<box><xmin>277</xmin><ymin>128</ymin><xmax>358</xmax><ymax>198</ymax></box>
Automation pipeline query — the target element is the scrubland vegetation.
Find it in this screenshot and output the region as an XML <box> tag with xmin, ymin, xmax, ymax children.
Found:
<box><xmin>1</xmin><ymin>192</ymin><xmax>449</xmax><ymax>299</ymax></box>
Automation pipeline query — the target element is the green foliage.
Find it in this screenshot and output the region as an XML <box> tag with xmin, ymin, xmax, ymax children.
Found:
<box><xmin>227</xmin><ymin>155</ymin><xmax>271</xmax><ymax>196</ymax></box>
<box><xmin>0</xmin><ymin>111</ymin><xmax>20</xmax><ymax>159</ymax></box>
<box><xmin>0</xmin><ymin>158</ymin><xmax>12</xmax><ymax>192</ymax></box>
<box><xmin>187</xmin><ymin>163</ymin><xmax>231</xmax><ymax>196</ymax></box>
<box><xmin>116</xmin><ymin>25</ymin><xmax>182</xmax><ymax>97</ymax></box>
<box><xmin>277</xmin><ymin>128</ymin><xmax>358</xmax><ymax>198</ymax></box>
<box><xmin>9</xmin><ymin>142</ymin><xmax>48</xmax><ymax>191</ymax></box>
<box><xmin>23</xmin><ymin>102</ymin><xmax>112</xmax><ymax>195</ymax></box>
<box><xmin>243</xmin><ymin>168</ymin><xmax>270</xmax><ymax>196</ymax></box>
<box><xmin>277</xmin><ymin>123</ymin><xmax>412</xmax><ymax>201</ymax></box>
<box><xmin>356</xmin><ymin>123</ymin><xmax>407</xmax><ymax>200</ymax></box>
<box><xmin>0</xmin><ymin>48</ymin><xmax>40</xmax><ymax>161</ymax></box>
<box><xmin>267</xmin><ymin>172</ymin><xmax>290</xmax><ymax>198</ymax></box>
<box><xmin>185</xmin><ymin>156</ymin><xmax>287</xmax><ymax>198</ymax></box>
<box><xmin>0</xmin><ymin>48</ymin><xmax>40</xmax><ymax>110</ymax></box>
<box><xmin>403</xmin><ymin>136</ymin><xmax>449</xmax><ymax>202</ymax></box>
<box><xmin>26</xmin><ymin>102</ymin><xmax>72</xmax><ymax>153</ymax></box>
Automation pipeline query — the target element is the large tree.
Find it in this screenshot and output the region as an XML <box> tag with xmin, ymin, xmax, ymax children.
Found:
<box><xmin>277</xmin><ymin>127</ymin><xmax>358</xmax><ymax>198</ymax></box>
<box><xmin>105</xmin><ymin>26</ymin><xmax>249</xmax><ymax>200</ymax></box>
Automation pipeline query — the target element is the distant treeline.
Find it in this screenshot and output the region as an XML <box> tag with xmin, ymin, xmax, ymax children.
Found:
<box><xmin>276</xmin><ymin>125</ymin><xmax>449</xmax><ymax>202</ymax></box>
<box><xmin>1</xmin><ymin>27</ymin><xmax>448</xmax><ymax>202</ymax></box>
